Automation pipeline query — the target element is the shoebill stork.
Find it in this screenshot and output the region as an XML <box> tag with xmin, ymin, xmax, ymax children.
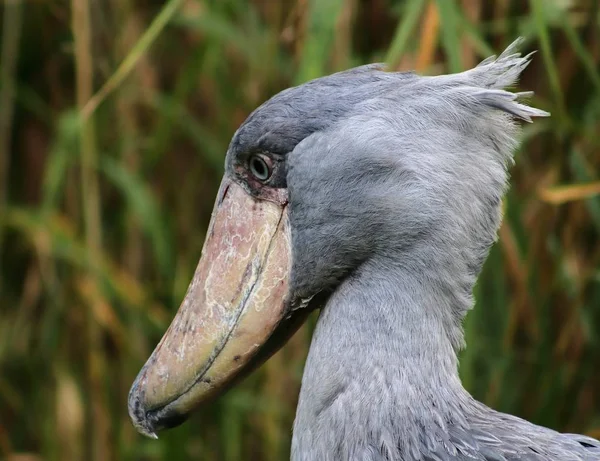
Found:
<box><xmin>128</xmin><ymin>39</ymin><xmax>600</xmax><ymax>460</ymax></box>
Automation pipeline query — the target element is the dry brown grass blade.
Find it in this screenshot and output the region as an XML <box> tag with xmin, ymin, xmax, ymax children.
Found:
<box><xmin>76</xmin><ymin>275</ymin><xmax>127</xmax><ymax>349</ymax></box>
<box><xmin>416</xmin><ymin>0</ymin><xmax>439</xmax><ymax>71</ymax></box>
<box><xmin>460</xmin><ymin>0</ymin><xmax>481</xmax><ymax>68</ymax></box>
<box><xmin>331</xmin><ymin>0</ymin><xmax>356</xmax><ymax>70</ymax></box>
<box><xmin>538</xmin><ymin>182</ymin><xmax>600</xmax><ymax>205</ymax></box>
<box><xmin>499</xmin><ymin>221</ymin><xmax>537</xmax><ymax>344</ymax></box>
<box><xmin>112</xmin><ymin>0</ymin><xmax>153</xmax><ymax>278</ymax></box>
<box><xmin>56</xmin><ymin>370</ymin><xmax>85</xmax><ymax>461</ymax></box>
<box><xmin>71</xmin><ymin>0</ymin><xmax>108</xmax><ymax>457</ymax></box>
<box><xmin>5</xmin><ymin>455</ymin><xmax>43</xmax><ymax>461</ymax></box>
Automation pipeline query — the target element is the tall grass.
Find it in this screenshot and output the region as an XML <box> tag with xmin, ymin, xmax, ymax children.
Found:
<box><xmin>0</xmin><ymin>0</ymin><xmax>599</xmax><ymax>460</ymax></box>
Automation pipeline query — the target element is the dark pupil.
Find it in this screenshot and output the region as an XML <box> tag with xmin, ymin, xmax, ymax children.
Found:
<box><xmin>250</xmin><ymin>156</ymin><xmax>269</xmax><ymax>180</ymax></box>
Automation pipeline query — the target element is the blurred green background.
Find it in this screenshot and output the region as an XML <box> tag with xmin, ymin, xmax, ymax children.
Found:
<box><xmin>1</xmin><ymin>0</ymin><xmax>599</xmax><ymax>460</ymax></box>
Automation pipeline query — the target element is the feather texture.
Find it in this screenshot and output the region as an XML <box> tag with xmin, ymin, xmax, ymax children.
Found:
<box><xmin>285</xmin><ymin>41</ymin><xmax>595</xmax><ymax>461</ymax></box>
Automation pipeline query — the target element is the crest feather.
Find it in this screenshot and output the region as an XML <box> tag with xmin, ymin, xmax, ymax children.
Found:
<box><xmin>463</xmin><ymin>38</ymin><xmax>550</xmax><ymax>122</ymax></box>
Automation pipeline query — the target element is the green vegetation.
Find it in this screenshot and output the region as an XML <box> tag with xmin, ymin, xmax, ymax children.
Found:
<box><xmin>1</xmin><ymin>0</ymin><xmax>599</xmax><ymax>460</ymax></box>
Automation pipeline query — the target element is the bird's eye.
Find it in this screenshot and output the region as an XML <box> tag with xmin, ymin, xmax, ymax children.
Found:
<box><xmin>249</xmin><ymin>154</ymin><xmax>272</xmax><ymax>181</ymax></box>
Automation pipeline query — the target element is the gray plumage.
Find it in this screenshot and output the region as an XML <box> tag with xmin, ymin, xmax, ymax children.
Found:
<box><xmin>225</xmin><ymin>39</ymin><xmax>599</xmax><ymax>460</ymax></box>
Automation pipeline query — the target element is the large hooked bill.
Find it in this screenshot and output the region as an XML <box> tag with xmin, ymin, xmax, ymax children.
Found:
<box><xmin>128</xmin><ymin>177</ymin><xmax>309</xmax><ymax>438</ymax></box>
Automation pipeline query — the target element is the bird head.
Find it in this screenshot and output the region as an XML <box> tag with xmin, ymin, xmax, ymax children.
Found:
<box><xmin>128</xmin><ymin>39</ymin><xmax>548</xmax><ymax>437</ymax></box>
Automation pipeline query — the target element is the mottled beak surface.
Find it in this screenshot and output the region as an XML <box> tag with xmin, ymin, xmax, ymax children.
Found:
<box><xmin>128</xmin><ymin>177</ymin><xmax>298</xmax><ymax>437</ymax></box>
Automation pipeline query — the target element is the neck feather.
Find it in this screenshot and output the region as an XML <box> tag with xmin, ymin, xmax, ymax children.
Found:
<box><xmin>291</xmin><ymin>258</ymin><xmax>476</xmax><ymax>461</ymax></box>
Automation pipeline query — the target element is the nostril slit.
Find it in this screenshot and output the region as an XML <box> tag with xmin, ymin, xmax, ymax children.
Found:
<box><xmin>217</xmin><ymin>182</ymin><xmax>231</xmax><ymax>206</ymax></box>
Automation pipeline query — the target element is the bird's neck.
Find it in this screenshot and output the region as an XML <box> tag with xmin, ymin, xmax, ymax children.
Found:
<box><xmin>292</xmin><ymin>260</ymin><xmax>475</xmax><ymax>461</ymax></box>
